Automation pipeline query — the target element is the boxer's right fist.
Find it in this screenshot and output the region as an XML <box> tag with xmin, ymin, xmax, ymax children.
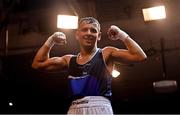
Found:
<box><xmin>45</xmin><ymin>32</ymin><xmax>66</xmax><ymax>47</ymax></box>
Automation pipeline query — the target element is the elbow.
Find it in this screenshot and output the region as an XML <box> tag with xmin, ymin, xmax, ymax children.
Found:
<box><xmin>131</xmin><ymin>52</ymin><xmax>147</xmax><ymax>62</ymax></box>
<box><xmin>139</xmin><ymin>54</ymin><xmax>147</xmax><ymax>62</ymax></box>
<box><xmin>31</xmin><ymin>62</ymin><xmax>40</xmax><ymax>70</ymax></box>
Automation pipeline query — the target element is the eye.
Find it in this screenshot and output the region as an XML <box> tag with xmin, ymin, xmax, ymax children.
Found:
<box><xmin>90</xmin><ymin>28</ymin><xmax>97</xmax><ymax>33</ymax></box>
<box><xmin>80</xmin><ymin>28</ymin><xmax>88</xmax><ymax>32</ymax></box>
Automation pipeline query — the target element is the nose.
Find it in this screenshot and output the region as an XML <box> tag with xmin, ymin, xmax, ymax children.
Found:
<box><xmin>84</xmin><ymin>29</ymin><xmax>95</xmax><ymax>39</ymax></box>
<box><xmin>86</xmin><ymin>29</ymin><xmax>92</xmax><ymax>34</ymax></box>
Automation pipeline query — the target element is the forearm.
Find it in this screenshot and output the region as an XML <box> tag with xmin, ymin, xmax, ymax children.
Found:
<box><xmin>122</xmin><ymin>36</ymin><xmax>147</xmax><ymax>61</ymax></box>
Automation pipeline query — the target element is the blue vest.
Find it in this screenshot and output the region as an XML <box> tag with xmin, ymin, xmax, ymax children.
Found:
<box><xmin>68</xmin><ymin>49</ymin><xmax>112</xmax><ymax>100</ymax></box>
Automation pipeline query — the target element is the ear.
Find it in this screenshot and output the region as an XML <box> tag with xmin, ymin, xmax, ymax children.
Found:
<box><xmin>97</xmin><ymin>32</ymin><xmax>102</xmax><ymax>41</ymax></box>
<box><xmin>75</xmin><ymin>31</ymin><xmax>79</xmax><ymax>40</ymax></box>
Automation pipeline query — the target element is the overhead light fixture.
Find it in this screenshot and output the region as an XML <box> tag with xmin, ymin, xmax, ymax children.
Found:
<box><xmin>142</xmin><ymin>6</ymin><xmax>177</xmax><ymax>93</ymax></box>
<box><xmin>153</xmin><ymin>80</ymin><xmax>177</xmax><ymax>93</ymax></box>
<box><xmin>142</xmin><ymin>6</ymin><xmax>166</xmax><ymax>21</ymax></box>
<box><xmin>57</xmin><ymin>15</ymin><xmax>78</xmax><ymax>29</ymax></box>
<box><xmin>153</xmin><ymin>38</ymin><xmax>178</xmax><ymax>93</ymax></box>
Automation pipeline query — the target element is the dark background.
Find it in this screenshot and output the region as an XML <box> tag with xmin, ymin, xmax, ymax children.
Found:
<box><xmin>0</xmin><ymin>0</ymin><xmax>180</xmax><ymax>114</ymax></box>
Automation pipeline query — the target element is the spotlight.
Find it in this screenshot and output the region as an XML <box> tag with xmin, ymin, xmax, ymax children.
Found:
<box><xmin>112</xmin><ymin>69</ymin><xmax>120</xmax><ymax>78</ymax></box>
<box><xmin>9</xmin><ymin>102</ymin><xmax>13</xmax><ymax>106</ymax></box>
<box><xmin>57</xmin><ymin>15</ymin><xmax>78</xmax><ymax>29</ymax></box>
<box><xmin>142</xmin><ymin>6</ymin><xmax>166</xmax><ymax>21</ymax></box>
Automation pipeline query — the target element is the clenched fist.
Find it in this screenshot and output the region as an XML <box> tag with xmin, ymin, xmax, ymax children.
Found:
<box><xmin>107</xmin><ymin>25</ymin><xmax>129</xmax><ymax>41</ymax></box>
<box><xmin>45</xmin><ymin>32</ymin><xmax>67</xmax><ymax>47</ymax></box>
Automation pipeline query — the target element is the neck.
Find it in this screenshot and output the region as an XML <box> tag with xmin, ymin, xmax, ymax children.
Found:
<box><xmin>80</xmin><ymin>46</ymin><xmax>98</xmax><ymax>56</ymax></box>
<box><xmin>77</xmin><ymin>47</ymin><xmax>98</xmax><ymax>64</ymax></box>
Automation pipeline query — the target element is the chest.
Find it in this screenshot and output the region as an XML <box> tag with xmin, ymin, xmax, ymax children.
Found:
<box><xmin>76</xmin><ymin>55</ymin><xmax>92</xmax><ymax>65</ymax></box>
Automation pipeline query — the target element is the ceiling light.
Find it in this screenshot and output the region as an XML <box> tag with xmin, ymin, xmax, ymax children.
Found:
<box><xmin>142</xmin><ymin>6</ymin><xmax>166</xmax><ymax>21</ymax></box>
<box><xmin>57</xmin><ymin>15</ymin><xmax>78</xmax><ymax>29</ymax></box>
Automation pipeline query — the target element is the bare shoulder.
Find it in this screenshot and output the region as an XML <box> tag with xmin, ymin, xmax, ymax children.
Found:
<box><xmin>62</xmin><ymin>54</ymin><xmax>74</xmax><ymax>64</ymax></box>
<box><xmin>102</xmin><ymin>46</ymin><xmax>115</xmax><ymax>61</ymax></box>
<box><xmin>102</xmin><ymin>46</ymin><xmax>117</xmax><ymax>55</ymax></box>
<box><xmin>102</xmin><ymin>46</ymin><xmax>116</xmax><ymax>51</ymax></box>
<box><xmin>102</xmin><ymin>46</ymin><xmax>125</xmax><ymax>62</ymax></box>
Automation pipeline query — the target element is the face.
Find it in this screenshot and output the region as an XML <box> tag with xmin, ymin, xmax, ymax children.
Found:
<box><xmin>76</xmin><ymin>22</ymin><xmax>101</xmax><ymax>49</ymax></box>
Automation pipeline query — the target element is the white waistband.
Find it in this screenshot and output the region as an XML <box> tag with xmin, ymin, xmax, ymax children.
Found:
<box><xmin>70</xmin><ymin>96</ymin><xmax>111</xmax><ymax>109</ymax></box>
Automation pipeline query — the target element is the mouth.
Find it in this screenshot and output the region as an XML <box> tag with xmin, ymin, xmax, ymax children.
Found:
<box><xmin>84</xmin><ymin>39</ymin><xmax>93</xmax><ymax>44</ymax></box>
<box><xmin>82</xmin><ymin>36</ymin><xmax>95</xmax><ymax>44</ymax></box>
<box><xmin>83</xmin><ymin>35</ymin><xmax>95</xmax><ymax>40</ymax></box>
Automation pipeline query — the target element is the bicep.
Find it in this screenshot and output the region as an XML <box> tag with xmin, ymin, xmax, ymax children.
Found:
<box><xmin>112</xmin><ymin>49</ymin><xmax>136</xmax><ymax>63</ymax></box>
<box><xmin>104</xmin><ymin>47</ymin><xmax>138</xmax><ymax>63</ymax></box>
<box><xmin>36</xmin><ymin>56</ymin><xmax>69</xmax><ymax>71</ymax></box>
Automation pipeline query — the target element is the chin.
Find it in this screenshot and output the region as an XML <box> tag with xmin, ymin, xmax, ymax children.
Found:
<box><xmin>84</xmin><ymin>45</ymin><xmax>94</xmax><ymax>49</ymax></box>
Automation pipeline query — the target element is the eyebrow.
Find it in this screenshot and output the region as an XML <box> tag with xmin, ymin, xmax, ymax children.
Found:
<box><xmin>79</xmin><ymin>22</ymin><xmax>100</xmax><ymax>31</ymax></box>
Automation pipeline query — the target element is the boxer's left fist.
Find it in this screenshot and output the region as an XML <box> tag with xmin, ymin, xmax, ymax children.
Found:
<box><xmin>107</xmin><ymin>25</ymin><xmax>129</xmax><ymax>41</ymax></box>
